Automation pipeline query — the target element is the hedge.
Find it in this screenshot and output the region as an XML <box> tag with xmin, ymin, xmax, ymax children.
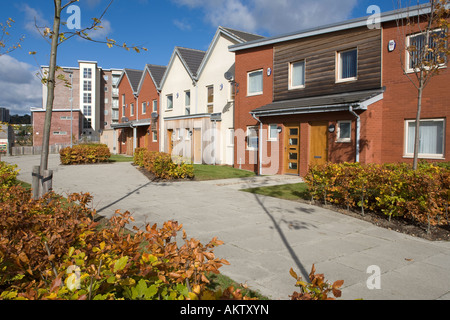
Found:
<box><xmin>133</xmin><ymin>148</ymin><xmax>194</xmax><ymax>180</ymax></box>
<box><xmin>60</xmin><ymin>144</ymin><xmax>111</xmax><ymax>165</ymax></box>
<box><xmin>304</xmin><ymin>162</ymin><xmax>449</xmax><ymax>232</ymax></box>
<box><xmin>0</xmin><ymin>161</ymin><xmax>343</xmax><ymax>300</ymax></box>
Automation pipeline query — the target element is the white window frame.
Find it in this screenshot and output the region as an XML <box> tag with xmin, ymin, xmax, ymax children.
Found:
<box><xmin>83</xmin><ymin>93</ymin><xmax>92</xmax><ymax>104</ymax></box>
<box><xmin>405</xmin><ymin>29</ymin><xmax>447</xmax><ymax>73</ymax></box>
<box><xmin>83</xmin><ymin>68</ymin><xmax>92</xmax><ymax>79</ymax></box>
<box><xmin>268</xmin><ymin>124</ymin><xmax>278</xmax><ymax>142</ymax></box>
<box><xmin>247</xmin><ymin>69</ymin><xmax>263</xmax><ymax>96</ymax></box>
<box><xmin>289</xmin><ymin>60</ymin><xmax>306</xmax><ymax>90</ymax></box>
<box><xmin>142</xmin><ymin>102</ymin><xmax>147</xmax><ymax>114</ymax></box>
<box><xmin>166</xmin><ymin>94</ymin><xmax>173</xmax><ymax>111</ymax></box>
<box><xmin>130</xmin><ymin>103</ymin><xmax>135</xmax><ymax>116</ymax></box>
<box><xmin>83</xmin><ymin>80</ymin><xmax>92</xmax><ymax>91</ymax></box>
<box><xmin>336</xmin><ymin>48</ymin><xmax>358</xmax><ymax>83</ymax></box>
<box><xmin>152</xmin><ymin>100</ymin><xmax>158</xmax><ymax>113</ymax></box>
<box><xmin>185</xmin><ymin>128</ymin><xmax>191</xmax><ymax>141</ymax></box>
<box><xmin>336</xmin><ymin>121</ymin><xmax>352</xmax><ymax>143</ymax></box>
<box><xmin>247</xmin><ymin>126</ymin><xmax>259</xmax><ymax>150</ymax></box>
<box><xmin>404</xmin><ymin>118</ymin><xmax>445</xmax><ymax>159</ymax></box>
<box><xmin>152</xmin><ymin>131</ymin><xmax>158</xmax><ymax>142</ymax></box>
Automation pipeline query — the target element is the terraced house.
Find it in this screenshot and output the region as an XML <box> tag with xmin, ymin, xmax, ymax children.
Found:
<box><xmin>159</xmin><ymin>27</ymin><xmax>265</xmax><ymax>165</ymax></box>
<box><xmin>113</xmin><ymin>65</ymin><xmax>166</xmax><ymax>155</ymax></box>
<box><xmin>229</xmin><ymin>4</ymin><xmax>449</xmax><ymax>176</ymax></box>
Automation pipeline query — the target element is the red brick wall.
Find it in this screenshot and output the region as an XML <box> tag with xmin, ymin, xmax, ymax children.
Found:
<box><xmin>138</xmin><ymin>71</ymin><xmax>160</xmax><ymax>152</ymax></box>
<box><xmin>381</xmin><ymin>20</ymin><xmax>450</xmax><ymax>163</ymax></box>
<box><xmin>234</xmin><ymin>45</ymin><xmax>274</xmax><ymax>173</ymax></box>
<box><xmin>33</xmin><ymin>111</ymin><xmax>81</xmax><ymax>147</ymax></box>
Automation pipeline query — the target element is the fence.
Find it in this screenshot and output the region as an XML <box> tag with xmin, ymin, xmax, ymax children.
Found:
<box><xmin>9</xmin><ymin>144</ymin><xmax>70</xmax><ymax>156</ymax></box>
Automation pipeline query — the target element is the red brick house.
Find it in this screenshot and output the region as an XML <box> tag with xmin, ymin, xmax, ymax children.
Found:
<box><xmin>229</xmin><ymin>4</ymin><xmax>449</xmax><ymax>176</ymax></box>
<box><xmin>113</xmin><ymin>65</ymin><xmax>166</xmax><ymax>155</ymax></box>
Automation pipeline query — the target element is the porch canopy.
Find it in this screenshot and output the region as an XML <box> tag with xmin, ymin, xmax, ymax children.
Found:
<box><xmin>251</xmin><ymin>88</ymin><xmax>385</xmax><ymax>116</ymax></box>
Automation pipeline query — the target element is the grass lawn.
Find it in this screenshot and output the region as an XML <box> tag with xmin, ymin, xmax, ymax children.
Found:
<box><xmin>109</xmin><ymin>154</ymin><xmax>134</xmax><ymax>162</ymax></box>
<box><xmin>193</xmin><ymin>164</ymin><xmax>256</xmax><ymax>181</ymax></box>
<box><xmin>241</xmin><ymin>183</ymin><xmax>310</xmax><ymax>201</ymax></box>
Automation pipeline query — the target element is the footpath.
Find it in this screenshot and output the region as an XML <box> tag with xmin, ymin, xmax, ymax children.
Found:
<box><xmin>4</xmin><ymin>154</ymin><xmax>450</xmax><ymax>300</ymax></box>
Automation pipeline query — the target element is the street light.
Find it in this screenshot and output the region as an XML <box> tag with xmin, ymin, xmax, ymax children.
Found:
<box><xmin>63</xmin><ymin>69</ymin><xmax>74</xmax><ymax>147</ymax></box>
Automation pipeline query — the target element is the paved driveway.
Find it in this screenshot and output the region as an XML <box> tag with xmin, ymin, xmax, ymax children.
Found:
<box><xmin>4</xmin><ymin>155</ymin><xmax>450</xmax><ymax>300</ymax></box>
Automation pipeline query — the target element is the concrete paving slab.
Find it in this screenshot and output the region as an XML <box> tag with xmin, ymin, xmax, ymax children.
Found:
<box><xmin>3</xmin><ymin>154</ymin><xmax>450</xmax><ymax>300</ymax></box>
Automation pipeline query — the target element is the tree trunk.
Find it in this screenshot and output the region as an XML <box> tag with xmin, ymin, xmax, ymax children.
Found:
<box><xmin>413</xmin><ymin>85</ymin><xmax>423</xmax><ymax>170</ymax></box>
<box><xmin>38</xmin><ymin>0</ymin><xmax>62</xmax><ymax>197</ymax></box>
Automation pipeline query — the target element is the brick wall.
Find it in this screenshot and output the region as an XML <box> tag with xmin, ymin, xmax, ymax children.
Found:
<box><xmin>137</xmin><ymin>71</ymin><xmax>160</xmax><ymax>152</ymax></box>
<box><xmin>234</xmin><ymin>45</ymin><xmax>274</xmax><ymax>173</ymax></box>
<box><xmin>381</xmin><ymin>20</ymin><xmax>449</xmax><ymax>163</ymax></box>
<box><xmin>33</xmin><ymin>110</ymin><xmax>81</xmax><ymax>147</ymax></box>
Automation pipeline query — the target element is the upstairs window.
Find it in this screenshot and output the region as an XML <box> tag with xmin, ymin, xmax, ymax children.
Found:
<box><xmin>337</xmin><ymin>48</ymin><xmax>357</xmax><ymax>82</ymax></box>
<box><xmin>83</xmin><ymin>68</ymin><xmax>92</xmax><ymax>79</ymax></box>
<box><xmin>207</xmin><ymin>86</ymin><xmax>214</xmax><ymax>113</ymax></box>
<box><xmin>167</xmin><ymin>95</ymin><xmax>173</xmax><ymax>110</ymax></box>
<box><xmin>248</xmin><ymin>69</ymin><xmax>263</xmax><ymax>96</ymax></box>
<box><xmin>290</xmin><ymin>61</ymin><xmax>305</xmax><ymax>89</ymax></box>
<box><xmin>407</xmin><ymin>30</ymin><xmax>447</xmax><ymax>72</ymax></box>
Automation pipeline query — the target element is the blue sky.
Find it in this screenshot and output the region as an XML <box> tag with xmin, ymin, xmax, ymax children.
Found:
<box><xmin>0</xmin><ymin>0</ymin><xmax>428</xmax><ymax>115</ymax></box>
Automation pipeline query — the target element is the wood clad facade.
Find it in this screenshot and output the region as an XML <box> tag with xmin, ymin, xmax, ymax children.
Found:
<box><xmin>273</xmin><ymin>27</ymin><xmax>382</xmax><ymax>101</ymax></box>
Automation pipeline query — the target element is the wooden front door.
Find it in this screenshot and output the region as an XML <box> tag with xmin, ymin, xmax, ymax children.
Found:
<box><xmin>284</xmin><ymin>125</ymin><xmax>300</xmax><ymax>175</ymax></box>
<box><xmin>167</xmin><ymin>129</ymin><xmax>173</xmax><ymax>155</ymax></box>
<box><xmin>309</xmin><ymin>122</ymin><xmax>328</xmax><ymax>167</ymax></box>
<box><xmin>193</xmin><ymin>128</ymin><xmax>202</xmax><ymax>164</ymax></box>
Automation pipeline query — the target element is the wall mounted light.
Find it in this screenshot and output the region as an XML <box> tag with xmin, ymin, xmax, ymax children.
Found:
<box><xmin>328</xmin><ymin>124</ymin><xmax>336</xmax><ymax>133</ymax></box>
<box><xmin>277</xmin><ymin>126</ymin><xmax>282</xmax><ymax>134</ymax></box>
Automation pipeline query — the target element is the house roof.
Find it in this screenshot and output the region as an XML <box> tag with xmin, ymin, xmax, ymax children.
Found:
<box><xmin>221</xmin><ymin>27</ymin><xmax>266</xmax><ymax>42</ymax></box>
<box><xmin>176</xmin><ymin>47</ymin><xmax>206</xmax><ymax>78</ymax></box>
<box><xmin>117</xmin><ymin>68</ymin><xmax>143</xmax><ymax>95</ymax></box>
<box><xmin>136</xmin><ymin>64</ymin><xmax>167</xmax><ymax>94</ymax></box>
<box><xmin>229</xmin><ymin>3</ymin><xmax>437</xmax><ymax>52</ymax></box>
<box><xmin>251</xmin><ymin>88</ymin><xmax>385</xmax><ymax>116</ymax></box>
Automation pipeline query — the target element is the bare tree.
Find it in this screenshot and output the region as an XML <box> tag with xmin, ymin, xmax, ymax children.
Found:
<box><xmin>0</xmin><ymin>18</ymin><xmax>25</xmax><ymax>56</ymax></box>
<box><xmin>395</xmin><ymin>0</ymin><xmax>449</xmax><ymax>169</ymax></box>
<box><xmin>31</xmin><ymin>0</ymin><xmax>146</xmax><ymax>197</ymax></box>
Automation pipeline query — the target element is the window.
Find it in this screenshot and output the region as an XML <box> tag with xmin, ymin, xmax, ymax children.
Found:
<box><xmin>167</xmin><ymin>95</ymin><xmax>173</xmax><ymax>110</ymax></box>
<box><xmin>83</xmin><ymin>118</ymin><xmax>92</xmax><ymax>129</ymax></box>
<box><xmin>290</xmin><ymin>61</ymin><xmax>305</xmax><ymax>89</ymax></box>
<box><xmin>248</xmin><ymin>70</ymin><xmax>263</xmax><ymax>96</ymax></box>
<box><xmin>142</xmin><ymin>102</ymin><xmax>147</xmax><ymax>114</ymax></box>
<box><xmin>104</xmin><ymin>86</ymin><xmax>108</xmax><ymax>92</ymax></box>
<box><xmin>53</xmin><ymin>131</ymin><xmax>67</xmax><ymax>135</ymax></box>
<box><xmin>185</xmin><ymin>91</ymin><xmax>191</xmax><ymax>115</ymax></box>
<box><xmin>228</xmin><ymin>129</ymin><xmax>235</xmax><ymax>146</ymax></box>
<box><xmin>83</xmin><ymin>68</ymin><xmax>92</xmax><ymax>79</ymax></box>
<box><xmin>185</xmin><ymin>128</ymin><xmax>191</xmax><ymax>141</ymax></box>
<box><xmin>337</xmin><ymin>49</ymin><xmax>358</xmax><ymax>81</ymax></box>
<box><xmin>152</xmin><ymin>100</ymin><xmax>158</xmax><ymax>113</ymax></box>
<box><xmin>337</xmin><ymin>121</ymin><xmax>352</xmax><ymax>142</ymax></box>
<box><xmin>122</xmin><ymin>105</ymin><xmax>126</xmax><ymax>118</ymax></box>
<box><xmin>83</xmin><ymin>80</ymin><xmax>92</xmax><ymax>91</ymax></box>
<box><xmin>247</xmin><ymin>126</ymin><xmax>258</xmax><ymax>150</ymax></box>
<box><xmin>406</xmin><ymin>30</ymin><xmax>447</xmax><ymax>72</ymax></box>
<box><xmin>176</xmin><ymin>128</ymin><xmax>182</xmax><ymax>140</ymax></box>
<box><xmin>60</xmin><ymin>116</ymin><xmax>72</xmax><ymax>120</ymax></box>
<box><xmin>83</xmin><ymin>105</ymin><xmax>92</xmax><ymax>116</ymax></box>
<box><xmin>152</xmin><ymin>131</ymin><xmax>157</xmax><ymax>142</ymax></box>
<box><xmin>83</xmin><ymin>93</ymin><xmax>92</xmax><ymax>104</ymax></box>
<box><xmin>130</xmin><ymin>103</ymin><xmax>134</xmax><ymax>116</ymax></box>
<box><xmin>207</xmin><ymin>86</ymin><xmax>214</xmax><ymax>113</ymax></box>
<box><xmin>229</xmin><ymin>83</ymin><xmax>236</xmax><ymax>101</ymax></box>
<box><xmin>405</xmin><ymin>119</ymin><xmax>445</xmax><ymax>158</ymax></box>
<box><xmin>268</xmin><ymin>124</ymin><xmax>278</xmax><ymax>141</ymax></box>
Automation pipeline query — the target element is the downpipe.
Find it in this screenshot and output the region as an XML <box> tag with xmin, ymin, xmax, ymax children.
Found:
<box><xmin>349</xmin><ymin>106</ymin><xmax>360</xmax><ymax>163</ymax></box>
<box><xmin>251</xmin><ymin>113</ymin><xmax>263</xmax><ymax>176</ymax></box>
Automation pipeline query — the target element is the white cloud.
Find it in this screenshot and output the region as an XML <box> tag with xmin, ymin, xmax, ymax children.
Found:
<box><xmin>85</xmin><ymin>19</ymin><xmax>113</xmax><ymax>40</ymax></box>
<box><xmin>173</xmin><ymin>19</ymin><xmax>192</xmax><ymax>31</ymax></box>
<box><xmin>0</xmin><ymin>55</ymin><xmax>42</xmax><ymax>115</ymax></box>
<box><xmin>172</xmin><ymin>0</ymin><xmax>358</xmax><ymax>35</ymax></box>
<box><xmin>20</xmin><ymin>4</ymin><xmax>50</xmax><ymax>36</ymax></box>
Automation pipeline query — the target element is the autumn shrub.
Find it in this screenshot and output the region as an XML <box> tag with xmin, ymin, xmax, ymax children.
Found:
<box><xmin>305</xmin><ymin>162</ymin><xmax>449</xmax><ymax>232</ymax></box>
<box><xmin>60</xmin><ymin>144</ymin><xmax>111</xmax><ymax>165</ymax></box>
<box><xmin>0</xmin><ymin>182</ymin><xmax>345</xmax><ymax>300</ymax></box>
<box><xmin>0</xmin><ymin>161</ymin><xmax>19</xmax><ymax>189</ymax></box>
<box><xmin>290</xmin><ymin>265</ymin><xmax>343</xmax><ymax>300</ymax></box>
<box><xmin>133</xmin><ymin>148</ymin><xmax>194</xmax><ymax>180</ymax></box>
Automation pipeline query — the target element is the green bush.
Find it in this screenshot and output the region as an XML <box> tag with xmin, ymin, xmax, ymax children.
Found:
<box><xmin>133</xmin><ymin>149</ymin><xmax>194</xmax><ymax>180</ymax></box>
<box><xmin>0</xmin><ymin>161</ymin><xmax>19</xmax><ymax>188</ymax></box>
<box><xmin>60</xmin><ymin>144</ymin><xmax>111</xmax><ymax>165</ymax></box>
<box><xmin>305</xmin><ymin>162</ymin><xmax>449</xmax><ymax>232</ymax></box>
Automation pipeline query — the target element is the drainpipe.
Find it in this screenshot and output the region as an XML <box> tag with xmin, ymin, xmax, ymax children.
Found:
<box><xmin>251</xmin><ymin>113</ymin><xmax>263</xmax><ymax>176</ymax></box>
<box><xmin>349</xmin><ymin>106</ymin><xmax>360</xmax><ymax>163</ymax></box>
